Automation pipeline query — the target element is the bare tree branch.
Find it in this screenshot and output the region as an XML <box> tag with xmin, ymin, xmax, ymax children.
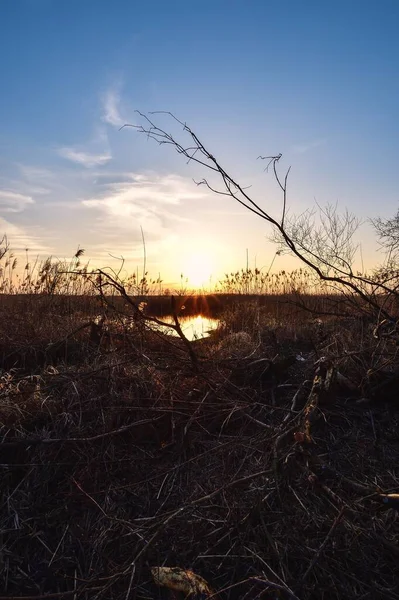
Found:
<box><xmin>123</xmin><ymin>111</ymin><xmax>398</xmax><ymax>321</ymax></box>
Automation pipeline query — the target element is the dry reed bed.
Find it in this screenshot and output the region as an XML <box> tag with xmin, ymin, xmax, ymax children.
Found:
<box><xmin>1</xmin><ymin>315</ymin><xmax>399</xmax><ymax>600</ymax></box>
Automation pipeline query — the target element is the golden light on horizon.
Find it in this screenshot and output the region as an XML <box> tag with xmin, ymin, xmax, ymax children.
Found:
<box><xmin>182</xmin><ymin>251</ymin><xmax>214</xmax><ymax>288</ymax></box>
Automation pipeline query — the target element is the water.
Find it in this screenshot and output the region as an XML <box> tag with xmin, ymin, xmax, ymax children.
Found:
<box><xmin>154</xmin><ymin>314</ymin><xmax>219</xmax><ymax>341</ymax></box>
<box><xmin>94</xmin><ymin>310</ymin><xmax>219</xmax><ymax>342</ymax></box>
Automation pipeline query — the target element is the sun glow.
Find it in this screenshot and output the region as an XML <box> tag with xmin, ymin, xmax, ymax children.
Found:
<box><xmin>182</xmin><ymin>251</ymin><xmax>214</xmax><ymax>288</ymax></box>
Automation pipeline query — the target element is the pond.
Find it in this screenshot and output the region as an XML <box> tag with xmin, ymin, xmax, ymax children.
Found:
<box><xmin>154</xmin><ymin>314</ymin><xmax>219</xmax><ymax>341</ymax></box>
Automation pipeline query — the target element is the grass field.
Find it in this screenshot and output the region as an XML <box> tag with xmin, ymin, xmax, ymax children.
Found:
<box><xmin>1</xmin><ymin>278</ymin><xmax>399</xmax><ymax>600</ymax></box>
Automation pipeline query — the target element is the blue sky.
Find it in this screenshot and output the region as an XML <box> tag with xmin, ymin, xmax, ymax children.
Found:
<box><xmin>1</xmin><ymin>0</ymin><xmax>398</xmax><ymax>285</ymax></box>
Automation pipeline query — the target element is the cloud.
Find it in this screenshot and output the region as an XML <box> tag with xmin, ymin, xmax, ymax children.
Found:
<box><xmin>82</xmin><ymin>172</ymin><xmax>205</xmax><ymax>240</ymax></box>
<box><xmin>0</xmin><ymin>190</ymin><xmax>34</xmax><ymax>212</ymax></box>
<box><xmin>18</xmin><ymin>165</ymin><xmax>54</xmax><ymax>181</ymax></box>
<box><xmin>0</xmin><ymin>217</ymin><xmax>51</xmax><ymax>254</ymax></box>
<box><xmin>291</xmin><ymin>139</ymin><xmax>326</xmax><ymax>154</ymax></box>
<box><xmin>56</xmin><ymin>126</ymin><xmax>113</xmax><ymax>168</ymax></box>
<box><xmin>14</xmin><ymin>164</ymin><xmax>55</xmax><ymax>195</ymax></box>
<box><xmin>101</xmin><ymin>88</ymin><xmax>124</xmax><ymax>128</ymax></box>
<box><xmin>87</xmin><ymin>233</ymin><xmax>178</xmax><ymax>264</ymax></box>
<box><xmin>57</xmin><ymin>147</ymin><xmax>112</xmax><ymax>168</ymax></box>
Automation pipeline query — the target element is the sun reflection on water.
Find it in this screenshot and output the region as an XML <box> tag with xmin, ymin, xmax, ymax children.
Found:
<box><xmin>160</xmin><ymin>314</ymin><xmax>219</xmax><ymax>341</ymax></box>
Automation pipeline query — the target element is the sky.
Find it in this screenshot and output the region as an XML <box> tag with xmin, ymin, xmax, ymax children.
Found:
<box><xmin>0</xmin><ymin>0</ymin><xmax>398</xmax><ymax>287</ymax></box>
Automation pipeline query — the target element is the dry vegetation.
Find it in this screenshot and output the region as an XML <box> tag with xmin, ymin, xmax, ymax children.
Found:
<box><xmin>1</xmin><ymin>243</ymin><xmax>399</xmax><ymax>600</ymax></box>
<box><xmin>2</xmin><ymin>113</ymin><xmax>398</xmax><ymax>599</ymax></box>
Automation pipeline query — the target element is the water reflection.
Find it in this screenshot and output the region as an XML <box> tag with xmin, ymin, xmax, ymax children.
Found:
<box><xmin>156</xmin><ymin>314</ymin><xmax>219</xmax><ymax>341</ymax></box>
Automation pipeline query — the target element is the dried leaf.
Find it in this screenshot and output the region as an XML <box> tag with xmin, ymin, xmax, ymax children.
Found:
<box><xmin>151</xmin><ymin>566</ymin><xmax>214</xmax><ymax>597</ymax></box>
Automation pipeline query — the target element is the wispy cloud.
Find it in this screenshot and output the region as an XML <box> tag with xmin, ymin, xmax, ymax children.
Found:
<box><xmin>0</xmin><ymin>190</ymin><xmax>34</xmax><ymax>212</ymax></box>
<box><xmin>0</xmin><ymin>217</ymin><xmax>51</xmax><ymax>253</ymax></box>
<box><xmin>14</xmin><ymin>165</ymin><xmax>55</xmax><ymax>195</ymax></box>
<box><xmin>82</xmin><ymin>172</ymin><xmax>205</xmax><ymax>240</ymax></box>
<box><xmin>18</xmin><ymin>165</ymin><xmax>54</xmax><ymax>181</ymax></box>
<box><xmin>57</xmin><ymin>147</ymin><xmax>112</xmax><ymax>168</ymax></box>
<box><xmin>291</xmin><ymin>139</ymin><xmax>326</xmax><ymax>154</ymax></box>
<box><xmin>101</xmin><ymin>88</ymin><xmax>125</xmax><ymax>128</ymax></box>
<box><xmin>87</xmin><ymin>233</ymin><xmax>179</xmax><ymax>264</ymax></box>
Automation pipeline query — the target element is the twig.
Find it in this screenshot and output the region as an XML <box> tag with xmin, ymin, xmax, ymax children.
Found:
<box><xmin>124</xmin><ymin>563</ymin><xmax>136</xmax><ymax>600</ymax></box>
<box><xmin>0</xmin><ymin>416</ymin><xmax>163</xmax><ymax>447</ymax></box>
<box><xmin>300</xmin><ymin>360</ymin><xmax>335</xmax><ymax>442</ymax></box>
<box><xmin>283</xmin><ymin>380</ymin><xmax>310</xmax><ymax>423</ymax></box>
<box><xmin>0</xmin><ymin>590</ymin><xmax>103</xmax><ymax>600</ymax></box>
<box><xmin>48</xmin><ymin>524</ymin><xmax>69</xmax><ymax>567</ymax></box>
<box><xmin>300</xmin><ymin>507</ymin><xmax>346</xmax><ymax>584</ymax></box>
<box><xmin>209</xmin><ymin>576</ymin><xmax>302</xmax><ymax>600</ymax></box>
<box><xmin>369</xmin><ymin>409</ymin><xmax>377</xmax><ymax>442</ymax></box>
<box><xmin>71</xmin><ymin>478</ymin><xmax>108</xmax><ymax>517</ymax></box>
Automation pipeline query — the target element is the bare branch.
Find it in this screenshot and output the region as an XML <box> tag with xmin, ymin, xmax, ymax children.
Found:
<box><xmin>125</xmin><ymin>111</ymin><xmax>397</xmax><ymax>321</ymax></box>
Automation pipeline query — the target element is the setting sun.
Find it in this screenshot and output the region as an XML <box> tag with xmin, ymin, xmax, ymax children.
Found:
<box><xmin>182</xmin><ymin>251</ymin><xmax>214</xmax><ymax>288</ymax></box>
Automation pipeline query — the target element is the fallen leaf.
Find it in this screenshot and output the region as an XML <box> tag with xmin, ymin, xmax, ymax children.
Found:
<box><xmin>151</xmin><ymin>566</ymin><xmax>214</xmax><ymax>597</ymax></box>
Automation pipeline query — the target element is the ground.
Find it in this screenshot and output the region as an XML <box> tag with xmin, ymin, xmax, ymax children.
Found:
<box><xmin>0</xmin><ymin>295</ymin><xmax>398</xmax><ymax>599</ymax></box>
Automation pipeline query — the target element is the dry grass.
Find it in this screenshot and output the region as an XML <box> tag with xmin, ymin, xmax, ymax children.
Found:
<box><xmin>0</xmin><ymin>291</ymin><xmax>398</xmax><ymax>600</ymax></box>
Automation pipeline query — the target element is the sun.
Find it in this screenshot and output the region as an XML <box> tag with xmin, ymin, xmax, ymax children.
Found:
<box><xmin>183</xmin><ymin>251</ymin><xmax>214</xmax><ymax>288</ymax></box>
